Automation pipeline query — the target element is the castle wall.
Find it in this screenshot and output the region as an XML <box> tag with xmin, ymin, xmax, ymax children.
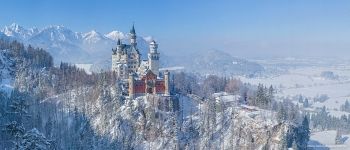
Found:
<box><xmin>133</xmin><ymin>80</ymin><xmax>166</xmax><ymax>94</ymax></box>
<box><xmin>155</xmin><ymin>81</ymin><xmax>165</xmax><ymax>93</ymax></box>
<box><xmin>134</xmin><ymin>80</ymin><xmax>146</xmax><ymax>94</ymax></box>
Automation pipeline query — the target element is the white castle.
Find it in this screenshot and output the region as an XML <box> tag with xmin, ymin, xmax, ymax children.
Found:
<box><xmin>111</xmin><ymin>24</ymin><xmax>160</xmax><ymax>78</ymax></box>
<box><xmin>111</xmin><ymin>25</ymin><xmax>170</xmax><ymax>99</ymax></box>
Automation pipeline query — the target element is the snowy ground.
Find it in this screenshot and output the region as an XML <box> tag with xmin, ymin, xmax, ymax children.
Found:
<box><xmin>238</xmin><ymin>58</ymin><xmax>350</xmax><ymax>149</ymax></box>
<box><xmin>239</xmin><ymin>59</ymin><xmax>350</xmax><ymax>117</ymax></box>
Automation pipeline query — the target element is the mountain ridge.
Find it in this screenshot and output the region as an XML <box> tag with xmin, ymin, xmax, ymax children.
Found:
<box><xmin>0</xmin><ymin>23</ymin><xmax>150</xmax><ymax>63</ymax></box>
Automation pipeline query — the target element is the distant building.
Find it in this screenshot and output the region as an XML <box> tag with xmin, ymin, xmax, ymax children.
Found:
<box><xmin>111</xmin><ymin>25</ymin><xmax>170</xmax><ymax>99</ymax></box>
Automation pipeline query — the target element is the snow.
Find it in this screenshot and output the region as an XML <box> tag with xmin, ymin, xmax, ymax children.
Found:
<box><xmin>239</xmin><ymin>63</ymin><xmax>350</xmax><ymax>117</ymax></box>
<box><xmin>159</xmin><ymin>66</ymin><xmax>185</xmax><ymax>71</ymax></box>
<box><xmin>309</xmin><ymin>130</ymin><xmax>350</xmax><ymax>150</ymax></box>
<box><xmin>75</xmin><ymin>64</ymin><xmax>93</xmax><ymax>74</ymax></box>
<box><xmin>0</xmin><ymin>23</ymin><xmax>151</xmax><ymax>64</ymax></box>
<box><xmin>2</xmin><ymin>23</ymin><xmax>38</xmax><ymax>41</ymax></box>
<box><xmin>105</xmin><ymin>30</ymin><xmax>126</xmax><ymax>41</ymax></box>
<box><xmin>237</xmin><ymin>58</ymin><xmax>350</xmax><ymax>149</ymax></box>
<box><xmin>214</xmin><ymin>92</ymin><xmax>240</xmax><ymax>103</ymax></box>
<box><xmin>82</xmin><ymin>30</ymin><xmax>109</xmax><ymax>44</ymax></box>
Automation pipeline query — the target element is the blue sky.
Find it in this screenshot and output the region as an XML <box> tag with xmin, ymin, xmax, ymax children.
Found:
<box><xmin>1</xmin><ymin>0</ymin><xmax>350</xmax><ymax>58</ymax></box>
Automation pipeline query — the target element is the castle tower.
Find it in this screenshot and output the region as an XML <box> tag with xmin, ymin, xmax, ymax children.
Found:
<box><xmin>128</xmin><ymin>73</ymin><xmax>135</xmax><ymax>99</ymax></box>
<box><xmin>148</xmin><ymin>40</ymin><xmax>160</xmax><ymax>76</ymax></box>
<box><xmin>111</xmin><ymin>39</ymin><xmax>121</xmax><ymax>72</ymax></box>
<box><xmin>130</xmin><ymin>24</ymin><xmax>137</xmax><ymax>47</ymax></box>
<box><xmin>112</xmin><ymin>39</ymin><xmax>127</xmax><ymax>77</ymax></box>
<box><xmin>164</xmin><ymin>70</ymin><xmax>170</xmax><ymax>96</ymax></box>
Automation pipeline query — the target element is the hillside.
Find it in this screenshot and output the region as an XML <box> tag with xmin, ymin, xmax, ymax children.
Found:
<box><xmin>169</xmin><ymin>49</ymin><xmax>264</xmax><ymax>76</ymax></box>
<box><xmin>0</xmin><ymin>39</ymin><xmax>298</xmax><ymax>149</ymax></box>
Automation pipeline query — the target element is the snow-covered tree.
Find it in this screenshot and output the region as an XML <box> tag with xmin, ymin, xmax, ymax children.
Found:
<box><xmin>303</xmin><ymin>98</ymin><xmax>309</xmax><ymax>108</ymax></box>
<box><xmin>294</xmin><ymin>116</ymin><xmax>310</xmax><ymax>150</ymax></box>
<box><xmin>18</xmin><ymin>128</ymin><xmax>51</xmax><ymax>150</ymax></box>
<box><xmin>335</xmin><ymin>130</ymin><xmax>342</xmax><ymax>144</ymax></box>
<box><xmin>277</xmin><ymin>104</ymin><xmax>287</xmax><ymax>123</ymax></box>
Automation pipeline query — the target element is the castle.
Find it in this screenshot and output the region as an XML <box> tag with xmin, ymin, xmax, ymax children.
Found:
<box><xmin>112</xmin><ymin>25</ymin><xmax>170</xmax><ymax>99</ymax></box>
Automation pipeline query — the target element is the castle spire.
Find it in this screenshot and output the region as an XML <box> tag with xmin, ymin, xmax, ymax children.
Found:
<box><xmin>130</xmin><ymin>23</ymin><xmax>136</xmax><ymax>35</ymax></box>
<box><xmin>116</xmin><ymin>38</ymin><xmax>122</xmax><ymax>53</ymax></box>
<box><xmin>130</xmin><ymin>23</ymin><xmax>137</xmax><ymax>46</ymax></box>
<box><xmin>117</xmin><ymin>38</ymin><xmax>121</xmax><ymax>45</ymax></box>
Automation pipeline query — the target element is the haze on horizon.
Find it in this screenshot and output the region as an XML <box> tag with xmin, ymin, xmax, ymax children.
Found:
<box><xmin>1</xmin><ymin>0</ymin><xmax>350</xmax><ymax>59</ymax></box>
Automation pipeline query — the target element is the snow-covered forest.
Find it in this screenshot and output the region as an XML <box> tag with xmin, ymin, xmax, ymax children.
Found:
<box><xmin>0</xmin><ymin>39</ymin><xmax>312</xmax><ymax>149</ymax></box>
<box><xmin>3</xmin><ymin>0</ymin><xmax>350</xmax><ymax>149</ymax></box>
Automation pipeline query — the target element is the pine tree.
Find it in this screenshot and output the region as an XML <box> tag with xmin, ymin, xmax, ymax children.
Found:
<box><xmin>280</xmin><ymin>133</ymin><xmax>288</xmax><ymax>150</ymax></box>
<box><xmin>44</xmin><ymin>116</ymin><xmax>53</xmax><ymax>139</ymax></box>
<box><xmin>8</xmin><ymin>89</ymin><xmax>30</xmax><ymax>124</ymax></box>
<box><xmin>335</xmin><ymin>130</ymin><xmax>342</xmax><ymax>144</ymax></box>
<box><xmin>19</xmin><ymin>128</ymin><xmax>51</xmax><ymax>149</ymax></box>
<box><xmin>295</xmin><ymin>116</ymin><xmax>310</xmax><ymax>150</ymax></box>
<box><xmin>298</xmin><ymin>95</ymin><xmax>303</xmax><ymax>103</ymax></box>
<box><xmin>277</xmin><ymin>104</ymin><xmax>287</xmax><ymax>123</ymax></box>
<box><xmin>341</xmin><ymin>100</ymin><xmax>350</xmax><ymax>112</ymax></box>
<box><xmin>291</xmin><ymin>140</ymin><xmax>298</xmax><ymax>150</ymax></box>
<box><xmin>171</xmin><ymin>111</ymin><xmax>179</xmax><ymax>150</ymax></box>
<box><xmin>229</xmin><ymin>109</ymin><xmax>235</xmax><ymax>149</ymax></box>
<box><xmin>303</xmin><ymin>98</ymin><xmax>309</xmax><ymax>108</ymax></box>
<box><xmin>4</xmin><ymin>121</ymin><xmax>25</xmax><ymax>143</ymax></box>
<box><xmin>303</xmin><ymin>115</ymin><xmax>310</xmax><ymax>141</ymax></box>
<box><xmin>268</xmin><ymin>85</ymin><xmax>274</xmax><ymax>104</ymax></box>
<box><xmin>256</xmin><ymin>84</ymin><xmax>265</xmax><ymax>107</ymax></box>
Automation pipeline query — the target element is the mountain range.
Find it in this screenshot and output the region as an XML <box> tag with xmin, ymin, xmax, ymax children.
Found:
<box><xmin>0</xmin><ymin>23</ymin><xmax>151</xmax><ymax>64</ymax></box>
<box><xmin>0</xmin><ymin>23</ymin><xmax>264</xmax><ymax>75</ymax></box>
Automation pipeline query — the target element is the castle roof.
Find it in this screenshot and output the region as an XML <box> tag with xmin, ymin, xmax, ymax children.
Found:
<box><xmin>150</xmin><ymin>40</ymin><xmax>156</xmax><ymax>45</ymax></box>
<box><xmin>141</xmin><ymin>70</ymin><xmax>157</xmax><ymax>80</ymax></box>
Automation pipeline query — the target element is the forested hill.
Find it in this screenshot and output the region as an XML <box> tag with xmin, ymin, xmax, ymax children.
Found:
<box><xmin>0</xmin><ymin>39</ymin><xmax>308</xmax><ymax>149</ymax></box>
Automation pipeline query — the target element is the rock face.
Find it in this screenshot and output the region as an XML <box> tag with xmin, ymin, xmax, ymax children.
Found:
<box><xmin>229</xmin><ymin>107</ymin><xmax>288</xmax><ymax>149</ymax></box>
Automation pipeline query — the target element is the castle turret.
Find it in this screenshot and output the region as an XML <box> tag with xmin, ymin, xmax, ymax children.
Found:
<box><xmin>130</xmin><ymin>24</ymin><xmax>137</xmax><ymax>47</ymax></box>
<box><xmin>128</xmin><ymin>73</ymin><xmax>135</xmax><ymax>99</ymax></box>
<box><xmin>116</xmin><ymin>38</ymin><xmax>122</xmax><ymax>53</ymax></box>
<box><xmin>148</xmin><ymin>40</ymin><xmax>160</xmax><ymax>76</ymax></box>
<box><xmin>164</xmin><ymin>70</ymin><xmax>170</xmax><ymax>96</ymax></box>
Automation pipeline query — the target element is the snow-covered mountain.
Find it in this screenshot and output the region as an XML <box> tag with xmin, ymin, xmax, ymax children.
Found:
<box><xmin>0</xmin><ymin>23</ymin><xmax>150</xmax><ymax>64</ymax></box>
<box><xmin>1</xmin><ymin>23</ymin><xmax>39</xmax><ymax>41</ymax></box>
<box><xmin>0</xmin><ymin>23</ymin><xmax>264</xmax><ymax>76</ymax></box>
<box><xmin>105</xmin><ymin>30</ymin><xmax>126</xmax><ymax>41</ymax></box>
